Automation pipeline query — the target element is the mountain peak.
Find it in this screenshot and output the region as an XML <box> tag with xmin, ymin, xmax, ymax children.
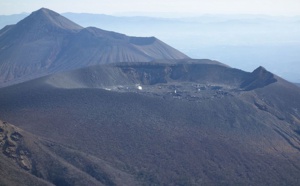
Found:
<box><xmin>253</xmin><ymin>66</ymin><xmax>267</xmax><ymax>74</ymax></box>
<box><xmin>31</xmin><ymin>8</ymin><xmax>63</xmax><ymax>20</ymax></box>
<box><xmin>240</xmin><ymin>66</ymin><xmax>277</xmax><ymax>90</ymax></box>
<box><xmin>16</xmin><ymin>7</ymin><xmax>82</xmax><ymax>32</ymax></box>
<box><xmin>0</xmin><ymin>8</ymin><xmax>188</xmax><ymax>86</ymax></box>
<box><xmin>34</xmin><ymin>7</ymin><xmax>57</xmax><ymax>15</ymax></box>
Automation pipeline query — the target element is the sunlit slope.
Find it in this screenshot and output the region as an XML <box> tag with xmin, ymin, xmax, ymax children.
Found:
<box><xmin>0</xmin><ymin>8</ymin><xmax>188</xmax><ymax>87</ymax></box>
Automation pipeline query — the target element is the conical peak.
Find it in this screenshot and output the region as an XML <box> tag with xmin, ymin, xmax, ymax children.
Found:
<box><xmin>17</xmin><ymin>7</ymin><xmax>82</xmax><ymax>31</ymax></box>
<box><xmin>240</xmin><ymin>66</ymin><xmax>277</xmax><ymax>90</ymax></box>
<box><xmin>252</xmin><ymin>66</ymin><xmax>270</xmax><ymax>77</ymax></box>
<box><xmin>34</xmin><ymin>7</ymin><xmax>58</xmax><ymax>15</ymax></box>
<box><xmin>27</xmin><ymin>8</ymin><xmax>61</xmax><ymax>23</ymax></box>
<box><xmin>31</xmin><ymin>8</ymin><xmax>61</xmax><ymax>20</ymax></box>
<box><xmin>37</xmin><ymin>7</ymin><xmax>54</xmax><ymax>12</ymax></box>
<box><xmin>254</xmin><ymin>66</ymin><xmax>266</xmax><ymax>72</ymax></box>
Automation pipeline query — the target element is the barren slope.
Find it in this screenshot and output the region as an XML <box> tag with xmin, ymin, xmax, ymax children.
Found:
<box><xmin>0</xmin><ymin>61</ymin><xmax>300</xmax><ymax>185</ymax></box>
<box><xmin>0</xmin><ymin>8</ymin><xmax>188</xmax><ymax>87</ymax></box>
<box><xmin>0</xmin><ymin>119</ymin><xmax>138</xmax><ymax>186</ymax></box>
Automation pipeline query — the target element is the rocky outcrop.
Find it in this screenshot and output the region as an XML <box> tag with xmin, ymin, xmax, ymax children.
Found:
<box><xmin>0</xmin><ymin>120</ymin><xmax>32</xmax><ymax>171</ymax></box>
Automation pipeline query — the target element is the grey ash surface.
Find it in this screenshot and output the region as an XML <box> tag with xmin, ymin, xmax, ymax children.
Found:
<box><xmin>1</xmin><ymin>61</ymin><xmax>300</xmax><ymax>185</ymax></box>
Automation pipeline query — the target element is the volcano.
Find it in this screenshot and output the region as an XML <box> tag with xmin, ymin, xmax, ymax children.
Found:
<box><xmin>0</xmin><ymin>8</ymin><xmax>188</xmax><ymax>87</ymax></box>
<box><xmin>1</xmin><ymin>8</ymin><xmax>300</xmax><ymax>186</ymax></box>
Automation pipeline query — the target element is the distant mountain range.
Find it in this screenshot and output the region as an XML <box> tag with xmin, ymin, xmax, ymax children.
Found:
<box><xmin>0</xmin><ymin>8</ymin><xmax>187</xmax><ymax>87</ymax></box>
<box><xmin>1</xmin><ymin>8</ymin><xmax>300</xmax><ymax>186</ymax></box>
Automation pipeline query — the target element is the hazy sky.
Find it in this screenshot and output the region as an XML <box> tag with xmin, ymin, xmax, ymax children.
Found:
<box><xmin>1</xmin><ymin>0</ymin><xmax>300</xmax><ymax>16</ymax></box>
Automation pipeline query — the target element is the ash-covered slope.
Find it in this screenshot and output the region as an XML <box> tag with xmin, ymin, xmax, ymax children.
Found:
<box><xmin>0</xmin><ymin>120</ymin><xmax>137</xmax><ymax>186</ymax></box>
<box><xmin>40</xmin><ymin>59</ymin><xmax>244</xmax><ymax>89</ymax></box>
<box><xmin>0</xmin><ymin>8</ymin><xmax>188</xmax><ymax>87</ymax></box>
<box><xmin>1</xmin><ymin>61</ymin><xmax>300</xmax><ymax>185</ymax></box>
<box><xmin>0</xmin><ymin>8</ymin><xmax>83</xmax><ymax>85</ymax></box>
<box><xmin>0</xmin><ymin>120</ymin><xmax>53</xmax><ymax>186</ymax></box>
<box><xmin>240</xmin><ymin>66</ymin><xmax>277</xmax><ymax>91</ymax></box>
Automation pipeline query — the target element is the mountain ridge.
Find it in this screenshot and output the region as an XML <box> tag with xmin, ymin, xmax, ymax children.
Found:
<box><xmin>0</xmin><ymin>8</ymin><xmax>188</xmax><ymax>87</ymax></box>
